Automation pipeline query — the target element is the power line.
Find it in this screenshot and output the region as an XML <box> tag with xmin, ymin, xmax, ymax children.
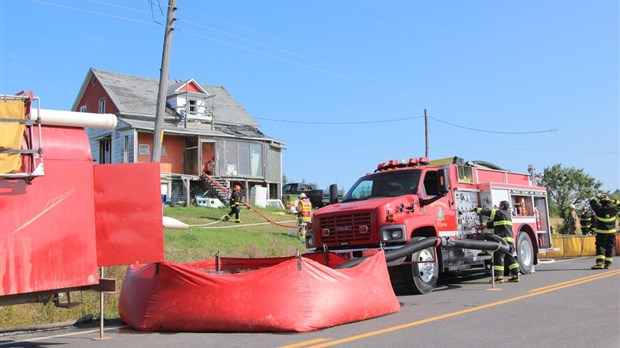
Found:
<box><xmin>255</xmin><ymin>116</ymin><xmax>422</xmax><ymax>125</ymax></box>
<box><xmin>25</xmin><ymin>1</ymin><xmax>616</xmax><ymax>119</ymax></box>
<box><xmin>429</xmin><ymin>116</ymin><xmax>558</xmax><ymax>135</ymax></box>
<box><xmin>177</xmin><ymin>17</ymin><xmax>413</xmax><ymax>97</ymax></box>
<box><xmin>256</xmin><ymin>114</ymin><xmax>558</xmax><ymax>135</ymax></box>
<box><xmin>176</xmin><ymin>27</ymin><xmax>415</xmax><ymax>98</ymax></box>
<box><xmin>27</xmin><ymin>0</ymin><xmax>157</xmax><ymax>25</ymax></box>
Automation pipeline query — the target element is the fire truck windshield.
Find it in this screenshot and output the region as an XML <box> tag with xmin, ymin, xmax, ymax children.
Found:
<box><xmin>343</xmin><ymin>170</ymin><xmax>422</xmax><ymax>202</ymax></box>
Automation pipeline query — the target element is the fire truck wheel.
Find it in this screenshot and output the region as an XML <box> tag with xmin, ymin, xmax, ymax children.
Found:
<box><xmin>516</xmin><ymin>232</ymin><xmax>534</xmax><ymax>274</ymax></box>
<box><xmin>402</xmin><ymin>237</ymin><xmax>438</xmax><ymax>295</ymax></box>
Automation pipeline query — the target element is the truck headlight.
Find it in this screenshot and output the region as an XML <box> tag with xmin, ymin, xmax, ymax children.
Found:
<box><xmin>381</xmin><ymin>225</ymin><xmax>406</xmax><ymax>242</ymax></box>
<box><xmin>305</xmin><ymin>231</ymin><xmax>315</xmax><ymax>248</ymax></box>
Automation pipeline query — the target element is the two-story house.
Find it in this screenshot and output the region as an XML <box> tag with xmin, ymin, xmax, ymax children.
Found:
<box><xmin>72</xmin><ymin>68</ymin><xmax>284</xmax><ymax>206</ymax></box>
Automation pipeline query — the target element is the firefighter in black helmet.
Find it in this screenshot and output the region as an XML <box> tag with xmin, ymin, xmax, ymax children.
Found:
<box><xmin>475</xmin><ymin>200</ymin><xmax>520</xmax><ymax>282</ymax></box>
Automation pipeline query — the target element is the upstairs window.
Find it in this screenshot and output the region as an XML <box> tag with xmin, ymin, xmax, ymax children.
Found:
<box><xmin>98</xmin><ymin>98</ymin><xmax>106</xmax><ymax>114</ymax></box>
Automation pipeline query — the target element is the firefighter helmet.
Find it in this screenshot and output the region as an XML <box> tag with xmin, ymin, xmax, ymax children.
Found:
<box><xmin>233</xmin><ymin>184</ymin><xmax>241</xmax><ymax>191</ymax></box>
<box><xmin>299</xmin><ymin>193</ymin><xmax>307</xmax><ymax>198</ymax></box>
<box><xmin>499</xmin><ymin>200</ymin><xmax>510</xmax><ymax>210</ymax></box>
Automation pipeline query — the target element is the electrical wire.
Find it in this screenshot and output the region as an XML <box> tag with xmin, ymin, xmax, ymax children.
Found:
<box><xmin>255</xmin><ymin>114</ymin><xmax>558</xmax><ymax>135</ymax></box>
<box><xmin>429</xmin><ymin>116</ymin><xmax>558</xmax><ymax>135</ymax></box>
<box><xmin>26</xmin><ymin>0</ymin><xmax>157</xmax><ymax>25</ymax></box>
<box><xmin>23</xmin><ymin>1</ymin><xmax>609</xmax><ymax>136</ymax></box>
<box><xmin>255</xmin><ymin>116</ymin><xmax>422</xmax><ymax>125</ymax></box>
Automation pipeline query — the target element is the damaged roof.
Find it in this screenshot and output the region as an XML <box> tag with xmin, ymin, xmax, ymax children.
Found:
<box><xmin>74</xmin><ymin>68</ymin><xmax>259</xmax><ymax>128</ymax></box>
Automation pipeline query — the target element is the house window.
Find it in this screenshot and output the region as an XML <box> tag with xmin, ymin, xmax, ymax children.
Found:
<box><xmin>238</xmin><ymin>142</ymin><xmax>250</xmax><ymax>176</ymax></box>
<box><xmin>250</xmin><ymin>143</ymin><xmax>263</xmax><ymax>177</ymax></box>
<box><xmin>224</xmin><ymin>140</ymin><xmax>263</xmax><ymax>178</ymax></box>
<box><xmin>225</xmin><ymin>141</ymin><xmax>238</xmax><ymax>176</ymax></box>
<box><xmin>79</xmin><ymin>105</ymin><xmax>87</xmax><ymax>112</ymax></box>
<box><xmin>99</xmin><ymin>138</ymin><xmax>111</xmax><ymax>164</ymax></box>
<box><xmin>139</xmin><ymin>144</ymin><xmax>150</xmax><ymax>155</ymax></box>
<box><xmin>98</xmin><ymin>98</ymin><xmax>106</xmax><ymax>114</ymax></box>
<box><xmin>188</xmin><ymin>100</ymin><xmax>196</xmax><ymax>113</ymax></box>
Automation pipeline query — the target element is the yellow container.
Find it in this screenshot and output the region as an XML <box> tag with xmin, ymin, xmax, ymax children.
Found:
<box><xmin>581</xmin><ymin>236</ymin><xmax>596</xmax><ymax>256</ymax></box>
<box><xmin>563</xmin><ymin>236</ymin><xmax>583</xmax><ymax>257</ymax></box>
<box><xmin>543</xmin><ymin>235</ymin><xmax>564</xmax><ymax>258</ymax></box>
<box><xmin>538</xmin><ymin>235</ymin><xmax>598</xmax><ymax>259</ymax></box>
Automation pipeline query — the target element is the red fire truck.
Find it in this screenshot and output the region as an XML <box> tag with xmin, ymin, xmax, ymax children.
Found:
<box><xmin>0</xmin><ymin>91</ymin><xmax>164</xmax><ymax>306</ymax></box>
<box><xmin>306</xmin><ymin>156</ymin><xmax>553</xmax><ymax>294</ymax></box>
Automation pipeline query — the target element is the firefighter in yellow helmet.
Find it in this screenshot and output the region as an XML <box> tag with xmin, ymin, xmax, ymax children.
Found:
<box><xmin>296</xmin><ymin>193</ymin><xmax>312</xmax><ymax>241</ymax></box>
<box><xmin>474</xmin><ymin>200</ymin><xmax>520</xmax><ymax>282</ymax></box>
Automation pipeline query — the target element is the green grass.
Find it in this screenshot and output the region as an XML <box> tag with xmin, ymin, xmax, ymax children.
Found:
<box><xmin>0</xmin><ymin>206</ymin><xmax>305</xmax><ymax>329</ymax></box>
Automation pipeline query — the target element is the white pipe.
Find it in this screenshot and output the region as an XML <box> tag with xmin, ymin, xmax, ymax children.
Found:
<box><xmin>162</xmin><ymin>216</ymin><xmax>189</xmax><ymax>230</ymax></box>
<box><xmin>30</xmin><ymin>108</ymin><xmax>117</xmax><ymax>130</ymax></box>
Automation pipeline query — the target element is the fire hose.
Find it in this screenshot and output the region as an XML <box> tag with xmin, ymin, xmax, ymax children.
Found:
<box><xmin>335</xmin><ymin>234</ymin><xmax>509</xmax><ymax>269</ymax></box>
<box><xmin>201</xmin><ymin>174</ymin><xmax>297</xmax><ymax>229</ymax></box>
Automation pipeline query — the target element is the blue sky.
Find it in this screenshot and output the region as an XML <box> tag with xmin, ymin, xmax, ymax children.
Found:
<box><xmin>1</xmin><ymin>1</ymin><xmax>618</xmax><ymax>192</ymax></box>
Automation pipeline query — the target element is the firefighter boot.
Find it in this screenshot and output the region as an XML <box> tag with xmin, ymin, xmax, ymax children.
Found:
<box><xmin>591</xmin><ymin>263</ymin><xmax>604</xmax><ymax>270</ymax></box>
<box><xmin>490</xmin><ymin>275</ymin><xmax>504</xmax><ymax>283</ymax></box>
<box><xmin>604</xmin><ymin>262</ymin><xmax>612</xmax><ymax>269</ymax></box>
<box><xmin>508</xmin><ymin>274</ymin><xmax>520</xmax><ymax>282</ymax></box>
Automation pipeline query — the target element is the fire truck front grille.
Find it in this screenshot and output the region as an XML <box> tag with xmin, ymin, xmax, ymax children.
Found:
<box><xmin>318</xmin><ymin>213</ymin><xmax>372</xmax><ymax>243</ymax></box>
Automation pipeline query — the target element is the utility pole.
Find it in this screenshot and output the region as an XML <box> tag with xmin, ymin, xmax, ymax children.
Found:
<box><xmin>151</xmin><ymin>0</ymin><xmax>176</xmax><ymax>162</ymax></box>
<box><xmin>424</xmin><ymin>108</ymin><xmax>429</xmax><ymax>158</ymax></box>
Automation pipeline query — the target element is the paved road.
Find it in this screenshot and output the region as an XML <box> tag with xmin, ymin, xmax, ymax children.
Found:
<box><xmin>1</xmin><ymin>256</ymin><xmax>618</xmax><ymax>348</ymax></box>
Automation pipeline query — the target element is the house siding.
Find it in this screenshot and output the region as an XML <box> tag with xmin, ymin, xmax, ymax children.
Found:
<box><xmin>86</xmin><ymin>128</ymin><xmax>135</xmax><ymax>164</ymax></box>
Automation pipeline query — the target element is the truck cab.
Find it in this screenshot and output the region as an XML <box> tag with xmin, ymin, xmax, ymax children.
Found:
<box><xmin>282</xmin><ymin>182</ymin><xmax>324</xmax><ymax>209</ymax></box>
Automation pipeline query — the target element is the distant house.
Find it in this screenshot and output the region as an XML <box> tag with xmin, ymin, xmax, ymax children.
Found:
<box><xmin>72</xmin><ymin>68</ymin><xmax>284</xmax><ymax>206</ymax></box>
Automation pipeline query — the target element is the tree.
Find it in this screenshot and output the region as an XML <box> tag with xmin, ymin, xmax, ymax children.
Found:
<box><xmin>540</xmin><ymin>164</ymin><xmax>602</xmax><ymax>230</ymax></box>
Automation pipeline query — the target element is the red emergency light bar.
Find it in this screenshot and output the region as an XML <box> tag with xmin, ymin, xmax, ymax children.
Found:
<box><xmin>376</xmin><ymin>157</ymin><xmax>431</xmax><ymax>172</ymax></box>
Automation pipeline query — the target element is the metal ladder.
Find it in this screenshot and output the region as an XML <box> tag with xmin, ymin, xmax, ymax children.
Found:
<box><xmin>0</xmin><ymin>91</ymin><xmax>45</xmax><ymax>182</ymax></box>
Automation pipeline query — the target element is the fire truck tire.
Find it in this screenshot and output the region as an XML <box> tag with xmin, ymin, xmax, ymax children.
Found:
<box><xmin>516</xmin><ymin>232</ymin><xmax>534</xmax><ymax>274</ymax></box>
<box><xmin>402</xmin><ymin>237</ymin><xmax>438</xmax><ymax>295</ymax></box>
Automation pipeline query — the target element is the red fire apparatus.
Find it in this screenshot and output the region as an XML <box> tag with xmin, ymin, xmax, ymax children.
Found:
<box><xmin>0</xmin><ymin>91</ymin><xmax>164</xmax><ymax>306</ymax></box>
<box><xmin>306</xmin><ymin>156</ymin><xmax>553</xmax><ymax>294</ymax></box>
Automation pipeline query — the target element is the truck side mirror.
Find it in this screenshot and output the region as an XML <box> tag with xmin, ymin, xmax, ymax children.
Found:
<box><xmin>438</xmin><ymin>169</ymin><xmax>449</xmax><ymax>195</ymax></box>
<box><xmin>329</xmin><ymin>183</ymin><xmax>339</xmax><ymax>204</ymax></box>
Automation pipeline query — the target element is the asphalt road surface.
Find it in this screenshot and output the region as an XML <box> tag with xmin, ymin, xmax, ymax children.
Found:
<box><xmin>1</xmin><ymin>256</ymin><xmax>618</xmax><ymax>348</ymax></box>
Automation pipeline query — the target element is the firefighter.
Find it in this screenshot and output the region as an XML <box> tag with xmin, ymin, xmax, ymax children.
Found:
<box><xmin>579</xmin><ymin>205</ymin><xmax>593</xmax><ymax>235</ymax></box>
<box><xmin>296</xmin><ymin>193</ymin><xmax>312</xmax><ymax>241</ymax></box>
<box><xmin>589</xmin><ymin>194</ymin><xmax>620</xmax><ymax>269</ymax></box>
<box><xmin>474</xmin><ymin>200</ymin><xmax>520</xmax><ymax>282</ymax></box>
<box><xmin>567</xmin><ymin>204</ymin><xmax>581</xmax><ymax>235</ymax></box>
<box><xmin>224</xmin><ymin>184</ymin><xmax>242</xmax><ymax>223</ymax></box>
